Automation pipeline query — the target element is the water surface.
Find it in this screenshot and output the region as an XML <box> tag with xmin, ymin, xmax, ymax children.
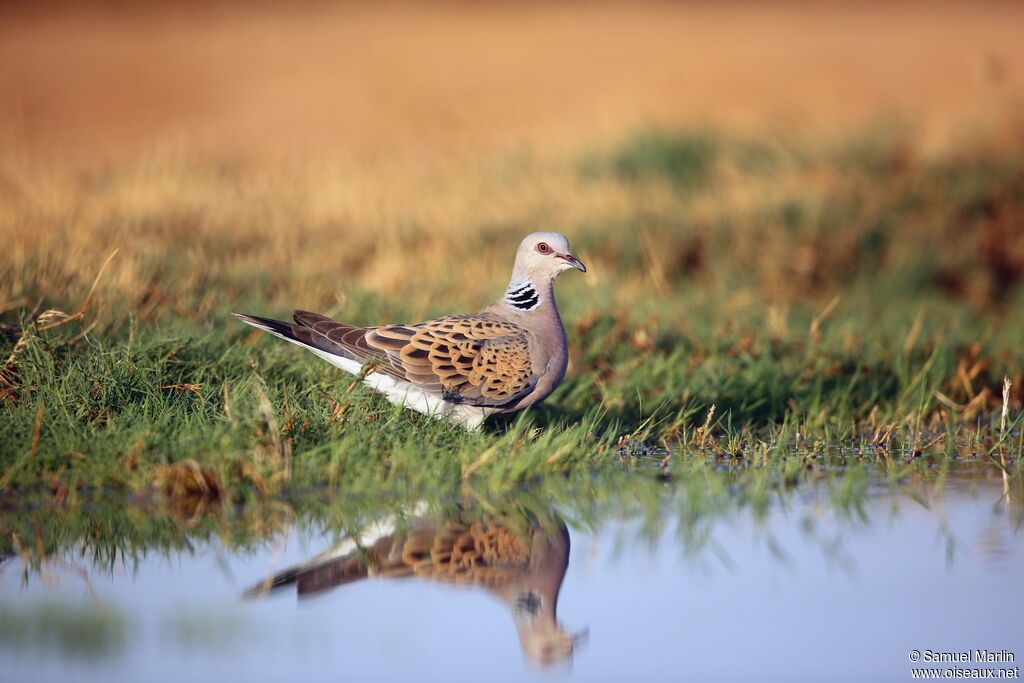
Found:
<box><xmin>2</xmin><ymin>463</ymin><xmax>1021</xmax><ymax>682</ymax></box>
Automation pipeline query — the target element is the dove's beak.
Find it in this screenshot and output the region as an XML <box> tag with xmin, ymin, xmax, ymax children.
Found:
<box><xmin>558</xmin><ymin>252</ymin><xmax>587</xmax><ymax>273</ymax></box>
<box><xmin>573</xmin><ymin>628</ymin><xmax>590</xmax><ymax>648</ymax></box>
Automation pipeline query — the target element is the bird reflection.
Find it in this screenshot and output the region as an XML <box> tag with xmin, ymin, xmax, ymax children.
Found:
<box><xmin>244</xmin><ymin>502</ymin><xmax>584</xmax><ymax>667</ymax></box>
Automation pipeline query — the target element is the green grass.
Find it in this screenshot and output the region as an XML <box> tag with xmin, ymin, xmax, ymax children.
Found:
<box><xmin>579</xmin><ymin>127</ymin><xmax>719</xmax><ymax>191</ymax></box>
<box><xmin>1</xmin><ymin>123</ymin><xmax>1022</xmax><ymax>513</ymax></box>
<box><xmin>2</xmin><ymin>297</ymin><xmax>1019</xmax><ymax>504</ymax></box>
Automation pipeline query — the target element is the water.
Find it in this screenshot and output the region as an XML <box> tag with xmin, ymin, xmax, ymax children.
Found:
<box><xmin>2</xmin><ymin>465</ymin><xmax>1022</xmax><ymax>682</ymax></box>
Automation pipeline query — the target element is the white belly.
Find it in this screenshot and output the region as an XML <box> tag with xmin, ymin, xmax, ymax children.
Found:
<box><xmin>307</xmin><ymin>348</ymin><xmax>489</xmax><ymax>430</ymax></box>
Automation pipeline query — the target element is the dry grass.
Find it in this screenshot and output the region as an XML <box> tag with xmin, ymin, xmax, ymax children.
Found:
<box><xmin>3</xmin><ymin>122</ymin><xmax>1023</xmax><ymax>331</ymax></box>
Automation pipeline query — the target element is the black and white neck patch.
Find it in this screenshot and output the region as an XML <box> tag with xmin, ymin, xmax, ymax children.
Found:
<box><xmin>505</xmin><ymin>282</ymin><xmax>541</xmax><ymax>311</ymax></box>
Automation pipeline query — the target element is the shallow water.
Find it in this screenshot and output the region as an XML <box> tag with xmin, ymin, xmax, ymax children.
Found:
<box><xmin>2</xmin><ymin>467</ymin><xmax>1022</xmax><ymax>682</ymax></box>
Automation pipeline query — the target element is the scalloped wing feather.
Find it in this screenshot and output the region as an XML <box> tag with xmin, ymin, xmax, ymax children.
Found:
<box><xmin>300</xmin><ymin>520</ymin><xmax>532</xmax><ymax>593</ymax></box>
<box><xmin>365</xmin><ymin>314</ymin><xmax>537</xmax><ymax>408</ymax></box>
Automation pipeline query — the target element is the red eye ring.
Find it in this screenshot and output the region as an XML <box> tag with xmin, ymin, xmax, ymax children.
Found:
<box><xmin>536</xmin><ymin>242</ymin><xmax>551</xmax><ymax>254</ymax></box>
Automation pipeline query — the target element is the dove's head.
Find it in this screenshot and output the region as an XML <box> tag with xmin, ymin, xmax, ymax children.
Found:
<box><xmin>508</xmin><ymin>522</ymin><xmax>584</xmax><ymax>669</ymax></box>
<box><xmin>517</xmin><ymin>618</ymin><xmax>584</xmax><ymax>670</ymax></box>
<box><xmin>512</xmin><ymin>232</ymin><xmax>586</xmax><ymax>283</ymax></box>
<box><xmin>513</xmin><ymin>586</ymin><xmax>584</xmax><ymax>669</ymax></box>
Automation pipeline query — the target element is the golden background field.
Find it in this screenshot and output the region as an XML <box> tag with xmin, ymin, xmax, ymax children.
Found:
<box><xmin>2</xmin><ymin>1</ymin><xmax>1023</xmax><ymax>167</ymax></box>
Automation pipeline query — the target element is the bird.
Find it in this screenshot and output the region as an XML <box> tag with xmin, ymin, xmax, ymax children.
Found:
<box><xmin>234</xmin><ymin>232</ymin><xmax>586</xmax><ymax>429</ymax></box>
<box><xmin>243</xmin><ymin>503</ymin><xmax>583</xmax><ymax>667</ymax></box>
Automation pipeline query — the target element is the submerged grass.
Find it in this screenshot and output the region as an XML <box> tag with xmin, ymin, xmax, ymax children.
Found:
<box><xmin>1</xmin><ymin>122</ymin><xmax>1023</xmax><ymax>511</ymax></box>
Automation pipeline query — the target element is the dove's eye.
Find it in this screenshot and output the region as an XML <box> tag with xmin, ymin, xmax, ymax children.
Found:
<box><xmin>536</xmin><ymin>242</ymin><xmax>551</xmax><ymax>254</ymax></box>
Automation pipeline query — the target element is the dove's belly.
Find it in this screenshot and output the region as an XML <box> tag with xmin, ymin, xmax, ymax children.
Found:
<box><xmin>308</xmin><ymin>348</ymin><xmax>490</xmax><ymax>429</ymax></box>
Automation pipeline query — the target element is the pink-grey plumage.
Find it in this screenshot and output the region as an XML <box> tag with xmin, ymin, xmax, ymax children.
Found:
<box><xmin>235</xmin><ymin>232</ymin><xmax>585</xmax><ymax>429</ymax></box>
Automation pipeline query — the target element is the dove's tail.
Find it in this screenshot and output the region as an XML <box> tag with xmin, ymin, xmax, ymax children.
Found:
<box><xmin>234</xmin><ymin>311</ymin><xmax>365</xmax><ymax>376</ymax></box>
<box><xmin>242</xmin><ymin>509</ymin><xmax>434</xmax><ymax>601</ymax></box>
<box><xmin>241</xmin><ymin>565</ymin><xmax>305</xmax><ymax>599</ymax></box>
<box><xmin>242</xmin><ymin>543</ymin><xmax>384</xmax><ymax>600</ymax></box>
<box><xmin>233</xmin><ymin>313</ymin><xmax>297</xmax><ymax>343</ymax></box>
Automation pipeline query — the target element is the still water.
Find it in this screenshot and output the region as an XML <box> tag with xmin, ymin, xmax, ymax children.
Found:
<box><xmin>2</xmin><ymin>465</ymin><xmax>1021</xmax><ymax>682</ymax></box>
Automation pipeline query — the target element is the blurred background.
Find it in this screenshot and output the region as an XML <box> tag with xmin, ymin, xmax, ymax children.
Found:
<box><xmin>2</xmin><ymin>1</ymin><xmax>1022</xmax><ymax>166</ymax></box>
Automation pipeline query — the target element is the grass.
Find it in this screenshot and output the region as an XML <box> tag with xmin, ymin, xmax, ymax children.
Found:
<box><xmin>579</xmin><ymin>127</ymin><xmax>719</xmax><ymax>191</ymax></box>
<box><xmin>1</xmin><ymin>122</ymin><xmax>1022</xmax><ymax>514</ymax></box>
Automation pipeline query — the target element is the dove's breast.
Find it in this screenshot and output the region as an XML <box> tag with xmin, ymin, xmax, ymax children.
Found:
<box><xmin>499</xmin><ymin>308</ymin><xmax>569</xmax><ymax>413</ymax></box>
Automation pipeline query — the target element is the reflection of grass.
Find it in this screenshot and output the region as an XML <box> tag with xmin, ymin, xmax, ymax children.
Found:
<box><xmin>161</xmin><ymin>609</ymin><xmax>256</xmax><ymax>652</ymax></box>
<box><xmin>0</xmin><ymin>124</ymin><xmax>1022</xmax><ymax>502</ymax></box>
<box><xmin>0</xmin><ymin>600</ymin><xmax>127</xmax><ymax>660</ymax></box>
<box><xmin>2</xmin><ymin>457</ymin><xmax>1016</xmax><ymax>583</ymax></box>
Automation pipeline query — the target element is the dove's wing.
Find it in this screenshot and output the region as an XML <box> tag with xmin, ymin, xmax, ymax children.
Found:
<box><xmin>364</xmin><ymin>314</ymin><xmax>538</xmax><ymax>408</ymax></box>
<box><xmin>387</xmin><ymin>520</ymin><xmax>532</xmax><ymax>586</ymax></box>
